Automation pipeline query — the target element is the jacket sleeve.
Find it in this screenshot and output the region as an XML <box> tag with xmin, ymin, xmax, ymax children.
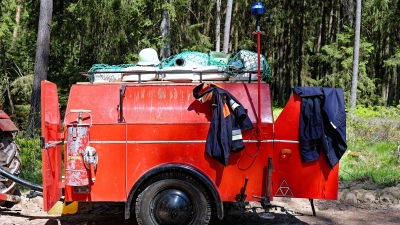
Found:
<box><xmin>227</xmin><ymin>94</ymin><xmax>254</xmax><ymax>131</ymax></box>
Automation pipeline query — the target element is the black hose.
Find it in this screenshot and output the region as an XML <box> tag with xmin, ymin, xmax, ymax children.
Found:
<box><xmin>0</xmin><ymin>167</ymin><xmax>43</xmax><ymax>192</ymax></box>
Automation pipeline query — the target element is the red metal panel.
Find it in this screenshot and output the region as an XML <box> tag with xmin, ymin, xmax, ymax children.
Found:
<box><xmin>64</xmin><ymin>84</ymin><xmax>127</xmax><ymax>201</ymax></box>
<box><xmin>0</xmin><ymin>110</ymin><xmax>11</xmax><ymax>119</ymax></box>
<box><xmin>64</xmin><ymin>142</ymin><xmax>127</xmax><ymax>201</ymax></box>
<box><xmin>64</xmin><ymin>84</ymin><xmax>122</xmax><ymax>124</ymax></box>
<box><xmin>65</xmin><ymin>83</ymin><xmax>273</xmax><ymax>124</ymax></box>
<box><xmin>0</xmin><ymin>109</ymin><xmax>18</xmax><ymax>131</ymax></box>
<box><xmin>123</xmin><ymin>83</ymin><xmax>273</xmax><ymax>124</ymax></box>
<box><xmin>0</xmin><ymin>118</ymin><xmax>19</xmax><ymax>131</ymax></box>
<box><xmin>125</xmin><ymin>132</ymin><xmax>274</xmax><ymax>201</ymax></box>
<box><xmin>41</xmin><ymin>80</ymin><xmax>63</xmax><ymax>212</ymax></box>
<box><xmin>62</xmin><ymin>123</ymin><xmax>127</xmax><ymax>201</ymax></box>
<box><xmin>272</xmin><ymin>94</ymin><xmax>339</xmax><ymax>200</ymax></box>
<box><xmin>122</xmin><ymin>83</ymin><xmax>275</xmax><ymax>201</ymax></box>
<box><xmin>64</xmin><ymin>82</ymin><xmax>274</xmax><ymax>202</ymax></box>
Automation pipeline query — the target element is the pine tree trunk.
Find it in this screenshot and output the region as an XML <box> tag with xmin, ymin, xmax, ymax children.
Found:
<box><xmin>160</xmin><ymin>8</ymin><xmax>171</xmax><ymax>59</ymax></box>
<box><xmin>313</xmin><ymin>3</ymin><xmax>326</xmax><ymax>80</ymax></box>
<box><xmin>327</xmin><ymin>0</ymin><xmax>335</xmax><ymax>44</ymax></box>
<box><xmin>26</xmin><ymin>0</ymin><xmax>53</xmax><ymax>137</ymax></box>
<box><xmin>297</xmin><ymin>0</ymin><xmax>306</xmax><ymax>86</ymax></box>
<box><xmin>387</xmin><ymin>67</ymin><xmax>396</xmax><ymax>106</ymax></box>
<box><xmin>222</xmin><ymin>0</ymin><xmax>233</xmax><ymax>53</ymax></box>
<box><xmin>215</xmin><ymin>0</ymin><xmax>221</xmax><ymax>52</ymax></box>
<box><xmin>320</xmin><ymin>3</ymin><xmax>329</xmax><ymax>78</ymax></box>
<box><xmin>232</xmin><ymin>1</ymin><xmax>238</xmax><ymax>53</ymax></box>
<box><xmin>285</xmin><ymin>20</ymin><xmax>292</xmax><ymax>102</ymax></box>
<box><xmin>350</xmin><ymin>0</ymin><xmax>361</xmax><ymax>108</ymax></box>
<box><xmin>347</xmin><ymin>0</ymin><xmax>354</xmax><ymax>27</ymax></box>
<box><xmin>278</xmin><ymin>0</ymin><xmax>288</xmax><ymax>106</ymax></box>
<box><xmin>11</xmin><ymin>0</ymin><xmax>22</xmax><ymax>50</ymax></box>
<box><xmin>382</xmin><ymin>35</ymin><xmax>390</xmax><ymax>102</ymax></box>
<box><xmin>395</xmin><ymin>67</ymin><xmax>400</xmax><ymax>105</ymax></box>
<box><xmin>333</xmin><ymin>1</ymin><xmax>340</xmax><ymax>75</ymax></box>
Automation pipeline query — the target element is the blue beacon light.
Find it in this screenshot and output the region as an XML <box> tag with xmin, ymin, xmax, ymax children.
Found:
<box><xmin>251</xmin><ymin>2</ymin><xmax>265</xmax><ymax>17</ymax></box>
<box><xmin>251</xmin><ymin>2</ymin><xmax>265</xmax><ymax>31</ymax></box>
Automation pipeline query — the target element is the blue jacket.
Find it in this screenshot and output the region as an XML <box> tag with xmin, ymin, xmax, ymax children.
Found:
<box><xmin>193</xmin><ymin>83</ymin><xmax>254</xmax><ymax>166</ymax></box>
<box><xmin>293</xmin><ymin>86</ymin><xmax>347</xmax><ymax>168</ymax></box>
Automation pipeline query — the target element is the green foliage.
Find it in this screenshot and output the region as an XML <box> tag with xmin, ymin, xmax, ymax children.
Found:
<box><xmin>7</xmin><ymin>75</ymin><xmax>32</xmax><ymax>129</ymax></box>
<box><xmin>348</xmin><ymin>105</ymin><xmax>400</xmax><ymax>118</ymax></box>
<box><xmin>339</xmin><ymin>141</ymin><xmax>400</xmax><ymax>187</ymax></box>
<box><xmin>347</xmin><ymin>105</ymin><xmax>400</xmax><ymax>142</ymax></box>
<box><xmin>16</xmin><ymin>137</ymin><xmax>42</xmax><ymax>185</ymax></box>
<box><xmin>11</xmin><ymin>75</ymin><xmax>32</xmax><ymax>104</ymax></box>
<box><xmin>384</xmin><ymin>48</ymin><xmax>400</xmax><ymax>68</ymax></box>
<box><xmin>0</xmin><ymin>0</ymin><xmax>17</xmax><ymax>39</ymax></box>
<box><xmin>315</xmin><ymin>26</ymin><xmax>376</xmax><ymax>107</ymax></box>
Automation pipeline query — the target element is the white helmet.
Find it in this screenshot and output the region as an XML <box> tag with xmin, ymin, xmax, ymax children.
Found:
<box><xmin>137</xmin><ymin>48</ymin><xmax>160</xmax><ymax>66</ymax></box>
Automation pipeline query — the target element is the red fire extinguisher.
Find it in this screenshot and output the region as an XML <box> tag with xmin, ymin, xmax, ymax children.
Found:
<box><xmin>64</xmin><ymin>110</ymin><xmax>93</xmax><ymax>186</ymax></box>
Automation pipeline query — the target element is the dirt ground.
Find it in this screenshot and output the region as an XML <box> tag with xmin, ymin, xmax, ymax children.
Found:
<box><xmin>1</xmin><ymin>187</ymin><xmax>400</xmax><ymax>225</ymax></box>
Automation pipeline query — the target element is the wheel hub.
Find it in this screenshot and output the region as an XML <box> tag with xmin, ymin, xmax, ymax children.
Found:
<box><xmin>151</xmin><ymin>189</ymin><xmax>194</xmax><ymax>225</ymax></box>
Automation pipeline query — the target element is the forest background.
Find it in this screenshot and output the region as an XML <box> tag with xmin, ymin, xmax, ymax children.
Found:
<box><xmin>0</xmin><ymin>1</ymin><xmax>400</xmax><ymax>185</ymax></box>
<box><xmin>1</xmin><ymin>0</ymin><xmax>400</xmax><ymax>126</ymax></box>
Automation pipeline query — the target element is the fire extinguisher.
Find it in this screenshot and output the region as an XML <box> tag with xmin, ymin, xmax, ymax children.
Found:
<box><xmin>64</xmin><ymin>110</ymin><xmax>97</xmax><ymax>186</ymax></box>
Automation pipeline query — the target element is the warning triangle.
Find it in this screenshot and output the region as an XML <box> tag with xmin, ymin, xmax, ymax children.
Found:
<box><xmin>275</xmin><ymin>179</ymin><xmax>294</xmax><ymax>197</ymax></box>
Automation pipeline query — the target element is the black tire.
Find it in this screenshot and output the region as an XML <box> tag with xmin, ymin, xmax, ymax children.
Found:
<box><xmin>0</xmin><ymin>138</ymin><xmax>22</xmax><ymax>208</ymax></box>
<box><xmin>135</xmin><ymin>173</ymin><xmax>211</xmax><ymax>225</ymax></box>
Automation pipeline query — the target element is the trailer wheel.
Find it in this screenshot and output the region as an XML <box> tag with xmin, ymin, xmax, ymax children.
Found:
<box><xmin>0</xmin><ymin>135</ymin><xmax>22</xmax><ymax>208</ymax></box>
<box><xmin>135</xmin><ymin>173</ymin><xmax>211</xmax><ymax>225</ymax></box>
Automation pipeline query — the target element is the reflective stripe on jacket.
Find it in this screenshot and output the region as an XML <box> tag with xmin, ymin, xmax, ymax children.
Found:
<box><xmin>193</xmin><ymin>83</ymin><xmax>254</xmax><ymax>166</ymax></box>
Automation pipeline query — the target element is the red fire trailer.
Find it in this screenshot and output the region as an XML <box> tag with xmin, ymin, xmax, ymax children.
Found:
<box><xmin>40</xmin><ymin>78</ymin><xmax>340</xmax><ymax>225</ymax></box>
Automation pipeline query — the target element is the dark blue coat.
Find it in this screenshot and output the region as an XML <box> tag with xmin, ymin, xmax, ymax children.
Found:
<box><xmin>193</xmin><ymin>83</ymin><xmax>254</xmax><ymax>166</ymax></box>
<box><xmin>293</xmin><ymin>86</ymin><xmax>347</xmax><ymax>168</ymax></box>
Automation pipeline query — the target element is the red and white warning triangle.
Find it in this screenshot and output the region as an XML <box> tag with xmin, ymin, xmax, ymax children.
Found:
<box><xmin>275</xmin><ymin>179</ymin><xmax>294</xmax><ymax>197</ymax></box>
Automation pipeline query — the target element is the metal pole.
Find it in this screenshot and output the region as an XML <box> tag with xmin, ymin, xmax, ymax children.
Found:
<box><xmin>253</xmin><ymin>19</ymin><xmax>264</xmax><ymax>141</ymax></box>
<box><xmin>257</xmin><ymin>31</ymin><xmax>261</xmax><ymax>141</ymax></box>
<box><xmin>265</xmin><ymin>157</ymin><xmax>272</xmax><ymax>206</ymax></box>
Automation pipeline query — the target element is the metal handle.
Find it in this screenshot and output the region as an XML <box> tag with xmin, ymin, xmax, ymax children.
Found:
<box><xmin>64</xmin><ymin>109</ymin><xmax>92</xmax><ymax>126</ymax></box>
<box><xmin>70</xmin><ymin>109</ymin><xmax>91</xmax><ymax>113</ymax></box>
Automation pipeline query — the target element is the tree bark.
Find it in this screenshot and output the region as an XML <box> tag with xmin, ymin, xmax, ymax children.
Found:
<box><xmin>382</xmin><ymin>35</ymin><xmax>390</xmax><ymax>102</ymax></box>
<box><xmin>11</xmin><ymin>0</ymin><xmax>22</xmax><ymax>50</ymax></box>
<box><xmin>297</xmin><ymin>0</ymin><xmax>306</xmax><ymax>86</ymax></box>
<box><xmin>387</xmin><ymin>67</ymin><xmax>396</xmax><ymax>106</ymax></box>
<box><xmin>320</xmin><ymin>3</ymin><xmax>329</xmax><ymax>78</ymax></box>
<box><xmin>396</xmin><ymin>67</ymin><xmax>400</xmax><ymax>105</ymax></box>
<box><xmin>26</xmin><ymin>0</ymin><xmax>53</xmax><ymax>137</ymax></box>
<box><xmin>350</xmin><ymin>0</ymin><xmax>361</xmax><ymax>108</ymax></box>
<box><xmin>327</xmin><ymin>0</ymin><xmax>335</xmax><ymax>44</ymax></box>
<box><xmin>232</xmin><ymin>1</ymin><xmax>238</xmax><ymax>53</ymax></box>
<box><xmin>215</xmin><ymin>0</ymin><xmax>221</xmax><ymax>52</ymax></box>
<box><xmin>222</xmin><ymin>0</ymin><xmax>233</xmax><ymax>53</ymax></box>
<box><xmin>313</xmin><ymin>2</ymin><xmax>326</xmax><ymax>80</ymax></box>
<box><xmin>285</xmin><ymin>20</ymin><xmax>292</xmax><ymax>102</ymax></box>
<box><xmin>278</xmin><ymin>0</ymin><xmax>288</xmax><ymax>106</ymax></box>
<box><xmin>160</xmin><ymin>8</ymin><xmax>171</xmax><ymax>59</ymax></box>
<box><xmin>347</xmin><ymin>0</ymin><xmax>354</xmax><ymax>27</ymax></box>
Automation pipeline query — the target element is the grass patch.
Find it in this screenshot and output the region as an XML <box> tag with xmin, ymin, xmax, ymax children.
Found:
<box><xmin>16</xmin><ymin>137</ymin><xmax>43</xmax><ymax>185</ymax></box>
<box><xmin>339</xmin><ymin>140</ymin><xmax>400</xmax><ymax>187</ymax></box>
<box><xmin>272</xmin><ymin>105</ymin><xmax>283</xmax><ymax>121</ymax></box>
